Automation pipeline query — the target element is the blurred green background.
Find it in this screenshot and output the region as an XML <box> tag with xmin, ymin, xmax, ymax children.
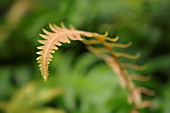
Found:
<box><xmin>0</xmin><ymin>0</ymin><xmax>170</xmax><ymax>113</ymax></box>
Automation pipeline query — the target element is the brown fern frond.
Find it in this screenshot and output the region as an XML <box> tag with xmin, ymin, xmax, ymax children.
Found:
<box><xmin>37</xmin><ymin>23</ymin><xmax>153</xmax><ymax>112</ymax></box>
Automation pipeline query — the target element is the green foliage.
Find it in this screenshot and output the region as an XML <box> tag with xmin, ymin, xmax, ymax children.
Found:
<box><xmin>44</xmin><ymin>52</ymin><xmax>131</xmax><ymax>113</ymax></box>
<box><xmin>0</xmin><ymin>81</ymin><xmax>65</xmax><ymax>113</ymax></box>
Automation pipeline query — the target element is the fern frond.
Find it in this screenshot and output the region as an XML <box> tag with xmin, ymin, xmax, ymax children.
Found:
<box><xmin>37</xmin><ymin>23</ymin><xmax>153</xmax><ymax>112</ymax></box>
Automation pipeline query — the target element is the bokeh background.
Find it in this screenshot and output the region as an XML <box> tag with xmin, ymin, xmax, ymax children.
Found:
<box><xmin>0</xmin><ymin>0</ymin><xmax>170</xmax><ymax>113</ymax></box>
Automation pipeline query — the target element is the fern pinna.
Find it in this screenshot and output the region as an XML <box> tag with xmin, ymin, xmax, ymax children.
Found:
<box><xmin>36</xmin><ymin>23</ymin><xmax>153</xmax><ymax>112</ymax></box>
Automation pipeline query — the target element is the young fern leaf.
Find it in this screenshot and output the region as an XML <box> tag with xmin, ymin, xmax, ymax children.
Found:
<box><xmin>37</xmin><ymin>23</ymin><xmax>153</xmax><ymax>112</ymax></box>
